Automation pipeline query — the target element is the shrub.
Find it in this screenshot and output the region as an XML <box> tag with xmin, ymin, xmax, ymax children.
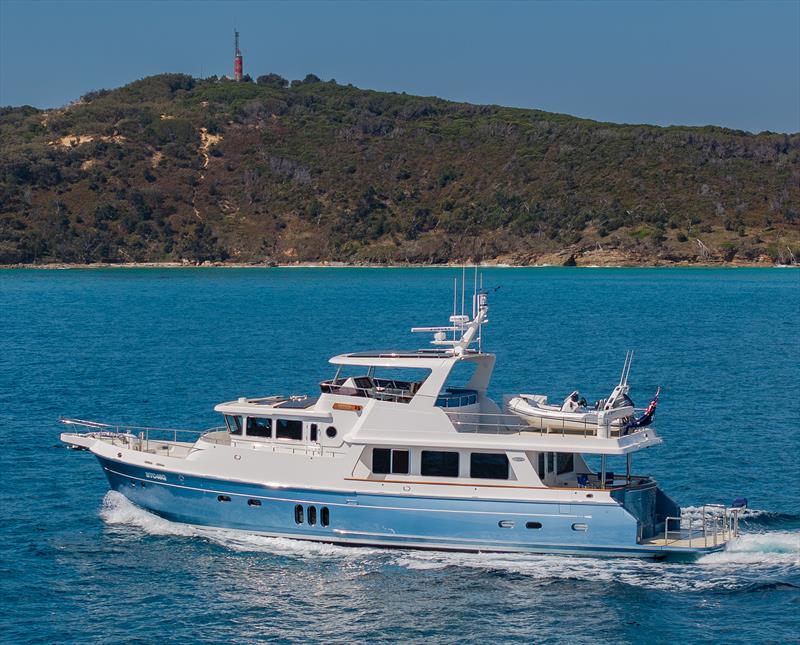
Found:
<box><xmin>257</xmin><ymin>73</ymin><xmax>288</xmax><ymax>88</ymax></box>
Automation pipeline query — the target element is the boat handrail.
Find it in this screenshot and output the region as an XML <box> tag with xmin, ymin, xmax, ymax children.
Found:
<box><xmin>446</xmin><ymin>410</ymin><xmax>652</xmax><ymax>438</ymax></box>
<box><xmin>662</xmin><ymin>504</ymin><xmax>743</xmax><ymax>548</ymax></box>
<box><xmin>59</xmin><ymin>417</ymin><xmax>223</xmax><ymax>444</ymax></box>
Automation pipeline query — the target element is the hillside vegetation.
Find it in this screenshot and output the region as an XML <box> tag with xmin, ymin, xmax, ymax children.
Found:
<box><xmin>1</xmin><ymin>73</ymin><xmax>798</xmax><ymax>265</ymax></box>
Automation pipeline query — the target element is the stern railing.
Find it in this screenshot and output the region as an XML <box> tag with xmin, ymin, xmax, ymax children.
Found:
<box><xmin>662</xmin><ymin>504</ymin><xmax>743</xmax><ymax>548</ymax></box>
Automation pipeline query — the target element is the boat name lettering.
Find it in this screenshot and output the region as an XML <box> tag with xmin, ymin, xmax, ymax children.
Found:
<box><xmin>145</xmin><ymin>472</ymin><xmax>167</xmax><ymax>481</ymax></box>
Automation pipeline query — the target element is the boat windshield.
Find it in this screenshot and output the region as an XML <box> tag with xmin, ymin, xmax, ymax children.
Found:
<box><xmin>320</xmin><ymin>367</ymin><xmax>430</xmax><ymax>403</ymax></box>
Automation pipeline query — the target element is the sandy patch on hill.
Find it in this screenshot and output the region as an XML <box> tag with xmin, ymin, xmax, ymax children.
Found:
<box><xmin>199</xmin><ymin>128</ymin><xmax>222</xmax><ymax>169</ymax></box>
<box><xmin>50</xmin><ymin>134</ymin><xmax>126</xmax><ymax>148</ymax></box>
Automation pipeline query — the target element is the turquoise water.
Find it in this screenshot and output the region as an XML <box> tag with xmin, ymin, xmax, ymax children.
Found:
<box><xmin>1</xmin><ymin>267</ymin><xmax>798</xmax><ymax>644</ymax></box>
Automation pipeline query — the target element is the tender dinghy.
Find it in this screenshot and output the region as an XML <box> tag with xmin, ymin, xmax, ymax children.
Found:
<box><xmin>508</xmin><ymin>353</ymin><xmax>659</xmax><ymax>434</ymax></box>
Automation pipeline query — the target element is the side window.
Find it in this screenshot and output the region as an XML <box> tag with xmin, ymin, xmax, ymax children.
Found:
<box><xmin>276</xmin><ymin>419</ymin><xmax>303</xmax><ymax>441</ymax></box>
<box><xmin>372</xmin><ymin>448</ymin><xmax>410</xmax><ymax>475</ymax></box>
<box><xmin>556</xmin><ymin>453</ymin><xmax>574</xmax><ymax>475</ymax></box>
<box><xmin>225</xmin><ymin>415</ymin><xmax>242</xmax><ymax>436</ymax></box>
<box><xmin>421</xmin><ymin>451</ymin><xmax>459</xmax><ymax>477</ymax></box>
<box><xmin>373</xmin><ymin>448</ymin><xmax>391</xmax><ymax>474</ymax></box>
<box><xmin>309</xmin><ymin>423</ymin><xmax>318</xmax><ymax>442</ymax></box>
<box><xmin>537</xmin><ymin>453</ymin><xmax>545</xmax><ymax>479</ymax></box>
<box><xmin>246</xmin><ymin>417</ymin><xmax>272</xmax><ymax>438</ymax></box>
<box><xmin>391</xmin><ymin>450</ymin><xmax>410</xmax><ymax>474</ymax></box>
<box><xmin>470</xmin><ymin>453</ymin><xmax>509</xmax><ymax>480</ymax></box>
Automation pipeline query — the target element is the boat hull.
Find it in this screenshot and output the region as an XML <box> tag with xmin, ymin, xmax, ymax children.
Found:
<box><xmin>95</xmin><ymin>455</ymin><xmax>720</xmax><ymax>559</ymax></box>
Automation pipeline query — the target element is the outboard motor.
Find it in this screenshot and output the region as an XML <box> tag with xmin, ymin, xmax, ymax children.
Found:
<box><xmin>732</xmin><ymin>497</ymin><xmax>748</xmax><ymax>509</ymax></box>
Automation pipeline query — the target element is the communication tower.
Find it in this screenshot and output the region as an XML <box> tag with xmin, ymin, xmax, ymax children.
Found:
<box><xmin>234</xmin><ymin>30</ymin><xmax>243</xmax><ymax>81</ymax></box>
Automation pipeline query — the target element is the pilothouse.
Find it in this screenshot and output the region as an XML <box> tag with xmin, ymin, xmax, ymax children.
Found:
<box><xmin>61</xmin><ymin>276</ymin><xmax>745</xmax><ymax>558</ymax></box>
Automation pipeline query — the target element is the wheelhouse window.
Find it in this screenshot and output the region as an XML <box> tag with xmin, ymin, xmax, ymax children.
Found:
<box><xmin>246</xmin><ymin>417</ymin><xmax>272</xmax><ymax>438</ymax></box>
<box><xmin>556</xmin><ymin>453</ymin><xmax>574</xmax><ymax>475</ymax></box>
<box><xmin>225</xmin><ymin>415</ymin><xmax>243</xmax><ymax>436</ymax></box>
<box><xmin>276</xmin><ymin>419</ymin><xmax>303</xmax><ymax>441</ymax></box>
<box><xmin>470</xmin><ymin>453</ymin><xmax>509</xmax><ymax>480</ymax></box>
<box><xmin>421</xmin><ymin>451</ymin><xmax>459</xmax><ymax>477</ymax></box>
<box><xmin>372</xmin><ymin>448</ymin><xmax>410</xmax><ymax>475</ymax></box>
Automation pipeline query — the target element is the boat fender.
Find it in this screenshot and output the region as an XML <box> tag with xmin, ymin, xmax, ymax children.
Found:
<box><xmin>732</xmin><ymin>497</ymin><xmax>748</xmax><ymax>509</ymax></box>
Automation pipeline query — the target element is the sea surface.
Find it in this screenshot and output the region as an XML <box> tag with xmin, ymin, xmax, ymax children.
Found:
<box><xmin>1</xmin><ymin>267</ymin><xmax>798</xmax><ymax>644</ymax></box>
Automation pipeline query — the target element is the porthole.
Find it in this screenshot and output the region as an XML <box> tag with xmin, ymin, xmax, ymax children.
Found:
<box><xmin>307</xmin><ymin>505</ymin><xmax>317</xmax><ymax>526</ymax></box>
<box><xmin>217</xmin><ymin>495</ymin><xmax>231</xmax><ymax>502</ymax></box>
<box><xmin>326</xmin><ymin>426</ymin><xmax>337</xmax><ymax>439</ymax></box>
<box><xmin>572</xmin><ymin>523</ymin><xmax>589</xmax><ymax>532</ymax></box>
<box><xmin>321</xmin><ymin>507</ymin><xmax>330</xmax><ymax>527</ymax></box>
<box><xmin>247</xmin><ymin>499</ymin><xmax>261</xmax><ymax>507</ymax></box>
<box><xmin>498</xmin><ymin>520</ymin><xmax>514</xmax><ymax>528</ymax></box>
<box><xmin>525</xmin><ymin>521</ymin><xmax>542</xmax><ymax>530</ymax></box>
<box><xmin>294</xmin><ymin>504</ymin><xmax>304</xmax><ymax>524</ymax></box>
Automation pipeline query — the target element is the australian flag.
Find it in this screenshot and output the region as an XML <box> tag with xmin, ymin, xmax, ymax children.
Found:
<box><xmin>624</xmin><ymin>387</ymin><xmax>661</xmax><ymax>433</ymax></box>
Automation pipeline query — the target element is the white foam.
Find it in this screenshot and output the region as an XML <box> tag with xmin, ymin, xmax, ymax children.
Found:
<box><xmin>698</xmin><ymin>532</ymin><xmax>800</xmax><ymax>566</ymax></box>
<box><xmin>99</xmin><ymin>491</ymin><xmax>379</xmax><ymax>560</ymax></box>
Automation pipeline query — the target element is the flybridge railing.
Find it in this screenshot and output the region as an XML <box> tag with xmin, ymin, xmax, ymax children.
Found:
<box><xmin>446</xmin><ymin>410</ymin><xmax>652</xmax><ymax>438</ymax></box>
<box><xmin>59</xmin><ymin>418</ymin><xmax>225</xmax><ymax>450</ymax></box>
<box><xmin>662</xmin><ymin>504</ymin><xmax>743</xmax><ymax>548</ymax></box>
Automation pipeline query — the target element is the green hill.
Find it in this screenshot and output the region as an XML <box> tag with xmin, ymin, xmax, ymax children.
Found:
<box><xmin>1</xmin><ymin>73</ymin><xmax>798</xmax><ymax>265</ymax></box>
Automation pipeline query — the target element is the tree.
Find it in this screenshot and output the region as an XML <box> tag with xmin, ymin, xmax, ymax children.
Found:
<box><xmin>257</xmin><ymin>73</ymin><xmax>289</xmax><ymax>88</ymax></box>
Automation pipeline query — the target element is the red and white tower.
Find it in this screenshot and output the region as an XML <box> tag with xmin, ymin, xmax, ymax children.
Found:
<box><xmin>234</xmin><ymin>30</ymin><xmax>243</xmax><ymax>81</ymax></box>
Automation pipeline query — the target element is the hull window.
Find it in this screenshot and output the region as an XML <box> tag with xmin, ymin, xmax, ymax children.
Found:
<box><xmin>294</xmin><ymin>504</ymin><xmax>304</xmax><ymax>524</ymax></box>
<box><xmin>526</xmin><ymin>521</ymin><xmax>543</xmax><ymax>530</ymax></box>
<box><xmin>470</xmin><ymin>453</ymin><xmax>509</xmax><ymax>480</ymax></box>
<box><xmin>373</xmin><ymin>448</ymin><xmax>410</xmax><ymax>475</ymax></box>
<box><xmin>246</xmin><ymin>417</ymin><xmax>272</xmax><ymax>438</ymax></box>
<box><xmin>217</xmin><ymin>495</ymin><xmax>231</xmax><ymax>502</ymax></box>
<box><xmin>276</xmin><ymin>419</ymin><xmax>303</xmax><ymax>441</ymax></box>
<box><xmin>225</xmin><ymin>415</ymin><xmax>243</xmax><ymax>435</ymax></box>
<box><xmin>572</xmin><ymin>523</ymin><xmax>589</xmax><ymax>532</ymax></box>
<box><xmin>307</xmin><ymin>506</ymin><xmax>317</xmax><ymax>526</ymax></box>
<box><xmin>421</xmin><ymin>451</ymin><xmax>459</xmax><ymax>477</ymax></box>
<box><xmin>321</xmin><ymin>507</ymin><xmax>330</xmax><ymax>527</ymax></box>
<box><xmin>326</xmin><ymin>426</ymin><xmax>337</xmax><ymax>439</ymax></box>
<box><xmin>247</xmin><ymin>499</ymin><xmax>261</xmax><ymax>507</ymax></box>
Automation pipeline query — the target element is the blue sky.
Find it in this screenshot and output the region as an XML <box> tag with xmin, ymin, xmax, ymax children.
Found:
<box><xmin>1</xmin><ymin>0</ymin><xmax>798</xmax><ymax>133</ymax></box>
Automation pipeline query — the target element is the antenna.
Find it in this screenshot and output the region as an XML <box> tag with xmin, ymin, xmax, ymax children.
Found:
<box><xmin>461</xmin><ymin>265</ymin><xmax>466</xmax><ymax>317</ymax></box>
<box><xmin>472</xmin><ymin>265</ymin><xmax>478</xmax><ymax>318</ymax></box>
<box><xmin>452</xmin><ymin>278</ymin><xmax>457</xmax><ymax>342</ymax></box>
<box><xmin>618</xmin><ymin>350</ymin><xmax>634</xmax><ymax>386</ymax></box>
